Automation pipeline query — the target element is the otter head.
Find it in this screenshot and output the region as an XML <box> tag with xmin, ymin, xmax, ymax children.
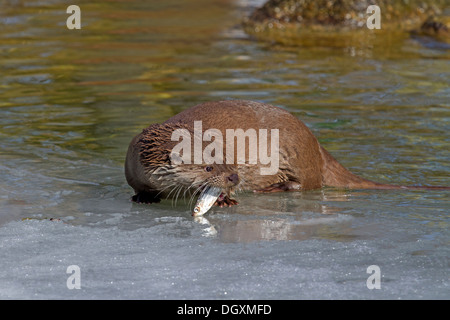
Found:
<box><xmin>138</xmin><ymin>122</ymin><xmax>240</xmax><ymax>200</ymax></box>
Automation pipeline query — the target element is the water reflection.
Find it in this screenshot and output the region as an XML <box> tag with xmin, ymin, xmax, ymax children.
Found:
<box><xmin>194</xmin><ymin>190</ymin><xmax>360</xmax><ymax>242</ymax></box>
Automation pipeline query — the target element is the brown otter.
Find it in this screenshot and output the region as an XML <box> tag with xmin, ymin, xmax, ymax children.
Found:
<box><xmin>125</xmin><ymin>100</ymin><xmax>449</xmax><ymax>210</ymax></box>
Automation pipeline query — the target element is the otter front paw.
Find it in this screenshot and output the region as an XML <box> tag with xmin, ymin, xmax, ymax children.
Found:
<box><xmin>214</xmin><ymin>195</ymin><xmax>238</xmax><ymax>207</ymax></box>
<box><xmin>131</xmin><ymin>191</ymin><xmax>161</xmax><ymax>204</ymax></box>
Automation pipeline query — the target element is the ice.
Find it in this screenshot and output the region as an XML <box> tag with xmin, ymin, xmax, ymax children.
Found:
<box><xmin>0</xmin><ymin>148</ymin><xmax>448</xmax><ymax>300</ymax></box>
<box><xmin>0</xmin><ymin>210</ymin><xmax>448</xmax><ymax>299</ymax></box>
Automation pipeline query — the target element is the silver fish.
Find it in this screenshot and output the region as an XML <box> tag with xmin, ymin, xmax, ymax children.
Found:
<box><xmin>192</xmin><ymin>186</ymin><xmax>222</xmax><ymax>217</ymax></box>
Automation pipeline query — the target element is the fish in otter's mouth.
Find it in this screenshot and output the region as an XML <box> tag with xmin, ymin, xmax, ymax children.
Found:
<box><xmin>192</xmin><ymin>185</ymin><xmax>223</xmax><ymax>217</ymax></box>
<box><xmin>192</xmin><ymin>172</ymin><xmax>239</xmax><ymax>217</ymax></box>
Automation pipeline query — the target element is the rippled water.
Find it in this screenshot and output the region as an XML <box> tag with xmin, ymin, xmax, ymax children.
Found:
<box><xmin>0</xmin><ymin>0</ymin><xmax>449</xmax><ymax>299</ymax></box>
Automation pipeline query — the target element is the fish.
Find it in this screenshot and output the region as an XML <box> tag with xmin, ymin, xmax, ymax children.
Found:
<box><xmin>192</xmin><ymin>186</ymin><xmax>222</xmax><ymax>217</ymax></box>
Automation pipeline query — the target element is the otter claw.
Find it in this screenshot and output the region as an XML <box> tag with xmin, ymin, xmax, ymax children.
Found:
<box><xmin>214</xmin><ymin>197</ymin><xmax>238</xmax><ymax>207</ymax></box>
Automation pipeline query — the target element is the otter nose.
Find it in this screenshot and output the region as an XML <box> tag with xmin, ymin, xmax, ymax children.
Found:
<box><xmin>227</xmin><ymin>173</ymin><xmax>239</xmax><ymax>184</ymax></box>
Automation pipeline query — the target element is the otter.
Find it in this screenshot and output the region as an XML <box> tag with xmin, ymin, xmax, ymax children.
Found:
<box><xmin>125</xmin><ymin>100</ymin><xmax>448</xmax><ymax>212</ymax></box>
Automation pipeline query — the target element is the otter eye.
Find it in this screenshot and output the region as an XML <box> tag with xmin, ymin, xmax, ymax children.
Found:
<box><xmin>205</xmin><ymin>166</ymin><xmax>213</xmax><ymax>172</ymax></box>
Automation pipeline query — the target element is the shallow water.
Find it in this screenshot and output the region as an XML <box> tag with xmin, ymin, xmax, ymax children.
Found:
<box><xmin>0</xmin><ymin>0</ymin><xmax>449</xmax><ymax>299</ymax></box>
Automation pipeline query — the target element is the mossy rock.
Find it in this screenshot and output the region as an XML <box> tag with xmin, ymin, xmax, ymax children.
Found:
<box><xmin>245</xmin><ymin>0</ymin><xmax>446</xmax><ymax>29</ymax></box>
<box><xmin>243</xmin><ymin>0</ymin><xmax>448</xmax><ymax>45</ymax></box>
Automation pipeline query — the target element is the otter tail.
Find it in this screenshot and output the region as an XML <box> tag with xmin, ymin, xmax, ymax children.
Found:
<box><xmin>319</xmin><ymin>146</ymin><xmax>450</xmax><ymax>190</ymax></box>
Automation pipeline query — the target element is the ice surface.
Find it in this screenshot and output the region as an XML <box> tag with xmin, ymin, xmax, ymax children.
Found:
<box><xmin>0</xmin><ymin>202</ymin><xmax>448</xmax><ymax>299</ymax></box>
<box><xmin>0</xmin><ymin>147</ymin><xmax>448</xmax><ymax>300</ymax></box>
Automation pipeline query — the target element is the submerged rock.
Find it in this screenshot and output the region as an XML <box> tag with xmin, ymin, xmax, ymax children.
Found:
<box><xmin>412</xmin><ymin>14</ymin><xmax>450</xmax><ymax>43</ymax></box>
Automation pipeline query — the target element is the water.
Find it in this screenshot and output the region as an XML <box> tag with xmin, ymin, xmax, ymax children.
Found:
<box><xmin>0</xmin><ymin>0</ymin><xmax>449</xmax><ymax>299</ymax></box>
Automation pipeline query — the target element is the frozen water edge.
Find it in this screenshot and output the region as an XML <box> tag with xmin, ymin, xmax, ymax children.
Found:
<box><xmin>0</xmin><ymin>218</ymin><xmax>448</xmax><ymax>299</ymax></box>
